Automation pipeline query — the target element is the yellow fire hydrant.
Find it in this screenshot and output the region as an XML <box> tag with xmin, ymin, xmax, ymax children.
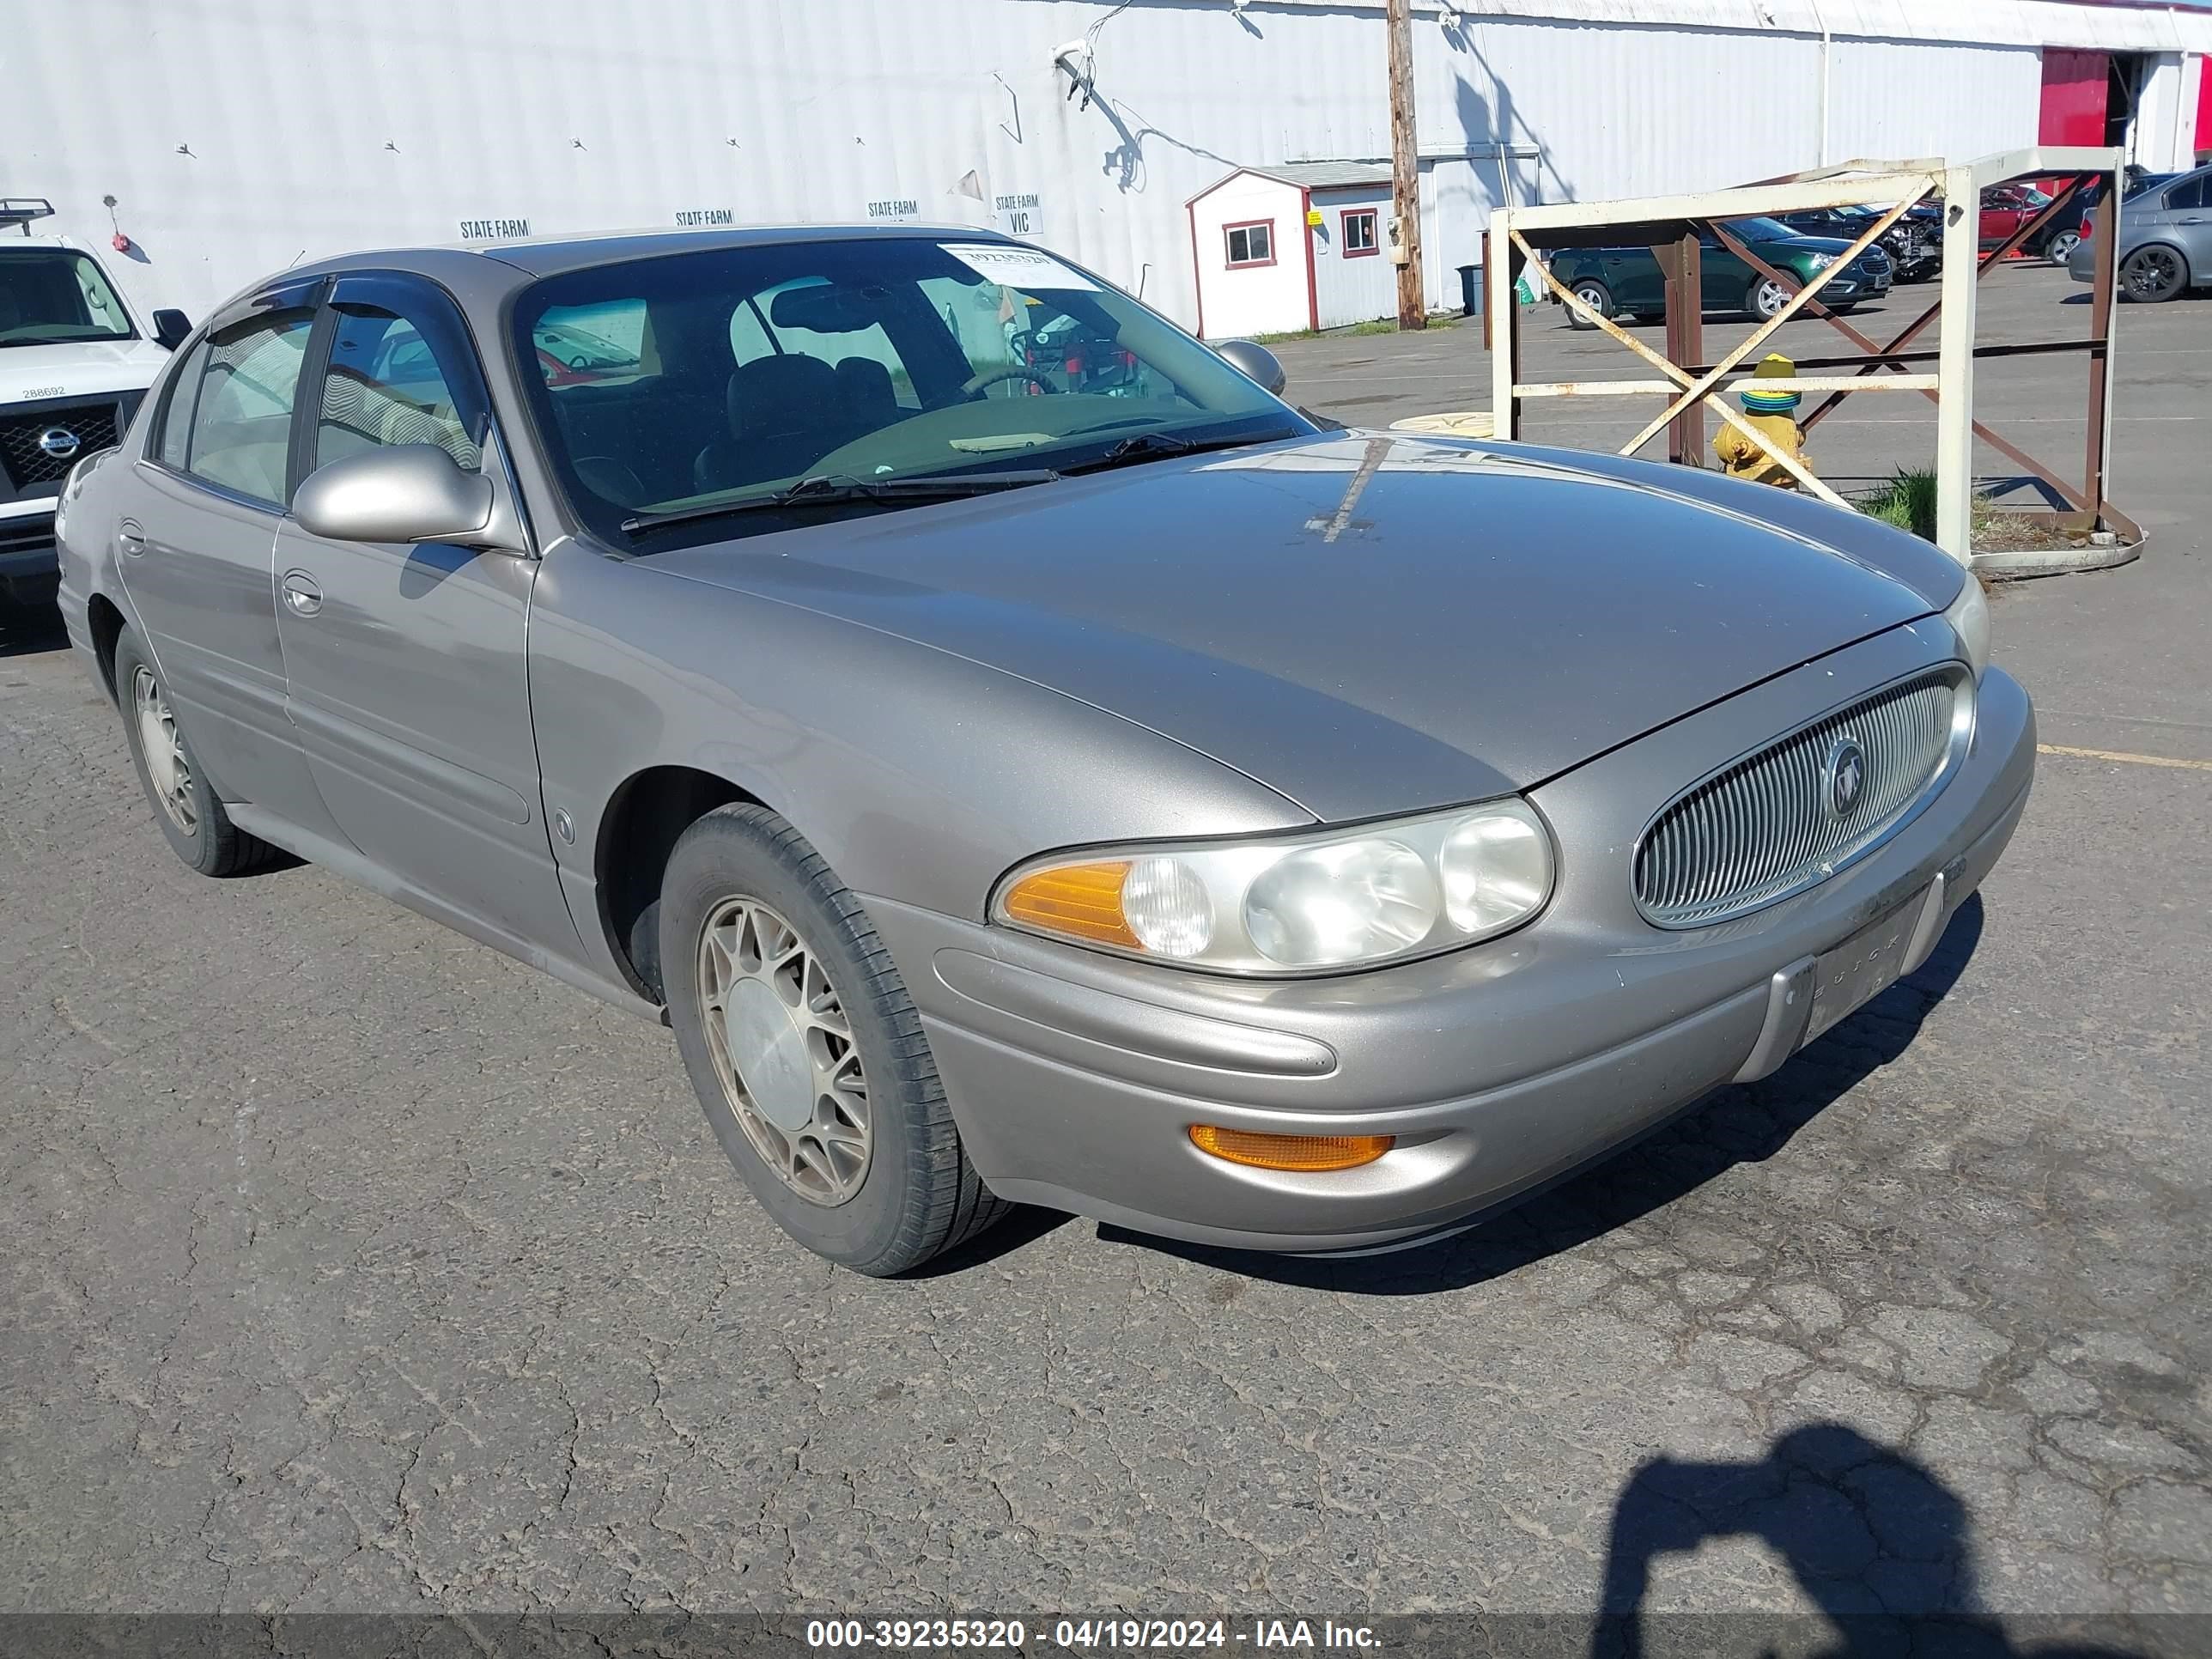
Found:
<box><xmin>1713</xmin><ymin>353</ymin><xmax>1810</xmax><ymax>488</ymax></box>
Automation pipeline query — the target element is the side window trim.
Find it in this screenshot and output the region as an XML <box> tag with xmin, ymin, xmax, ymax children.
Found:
<box><xmin>287</xmin><ymin>302</ymin><xmax>343</xmax><ymax>503</ymax></box>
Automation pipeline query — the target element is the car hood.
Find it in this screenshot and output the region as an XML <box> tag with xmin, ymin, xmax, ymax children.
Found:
<box><xmin>1751</xmin><ymin>234</ymin><xmax>1864</xmax><ymax>259</ymax></box>
<box><xmin>0</xmin><ymin>337</ymin><xmax>169</xmax><ymax>405</ymax></box>
<box><xmin>646</xmin><ymin>434</ymin><xmax>1956</xmax><ymax>820</ymax></box>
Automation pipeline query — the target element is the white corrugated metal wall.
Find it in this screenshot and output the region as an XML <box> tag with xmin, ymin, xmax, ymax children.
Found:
<box><xmin>1311</xmin><ymin>185</ymin><xmax>1395</xmax><ymax>329</ymax></box>
<box><xmin>2</xmin><ymin>0</ymin><xmax>2199</xmax><ymax>334</ymax></box>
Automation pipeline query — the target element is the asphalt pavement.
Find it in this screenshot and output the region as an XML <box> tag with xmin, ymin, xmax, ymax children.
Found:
<box><xmin>1</xmin><ymin>259</ymin><xmax>2206</xmax><ymax>1649</ymax></box>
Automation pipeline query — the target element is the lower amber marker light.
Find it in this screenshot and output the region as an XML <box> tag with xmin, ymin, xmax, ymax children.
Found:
<box><xmin>1188</xmin><ymin>1125</ymin><xmax>1395</xmax><ymax>1172</ymax></box>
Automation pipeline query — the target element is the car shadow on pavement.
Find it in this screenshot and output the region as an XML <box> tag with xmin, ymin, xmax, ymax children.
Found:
<box><xmin>1099</xmin><ymin>895</ymin><xmax>1986</xmax><ymax>1294</ymax></box>
<box><xmin>1590</xmin><ymin>1420</ymin><xmax>2144</xmax><ymax>1658</ymax></box>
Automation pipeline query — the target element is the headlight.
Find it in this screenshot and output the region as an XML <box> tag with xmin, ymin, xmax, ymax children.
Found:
<box><xmin>994</xmin><ymin>800</ymin><xmax>1554</xmax><ymax>975</ymax></box>
<box><xmin>1806</xmin><ymin>252</ymin><xmax>1837</xmax><ymax>271</ymax></box>
<box><xmin>1943</xmin><ymin>574</ymin><xmax>1991</xmax><ymax>678</ymax></box>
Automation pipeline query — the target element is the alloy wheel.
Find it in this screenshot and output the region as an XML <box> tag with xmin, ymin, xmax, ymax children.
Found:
<box><xmin>1753</xmin><ymin>278</ymin><xmax>1791</xmax><ymax>319</ymax></box>
<box><xmin>132</xmin><ymin>665</ymin><xmax>198</xmax><ymax>836</ymax></box>
<box><xmin>2122</xmin><ymin>246</ymin><xmax>2185</xmax><ymax>301</ymax></box>
<box><xmin>2045</xmin><ymin>230</ymin><xmax>2080</xmax><ymax>265</ymax></box>
<box><xmin>695</xmin><ymin>896</ymin><xmax>871</xmax><ymax>1206</ymax></box>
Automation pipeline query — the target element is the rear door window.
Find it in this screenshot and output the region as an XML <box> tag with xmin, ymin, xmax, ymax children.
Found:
<box><xmin>2161</xmin><ymin>175</ymin><xmax>2205</xmax><ymax>214</ymax></box>
<box><xmin>181</xmin><ymin>313</ymin><xmax>313</xmax><ymax>505</ymax></box>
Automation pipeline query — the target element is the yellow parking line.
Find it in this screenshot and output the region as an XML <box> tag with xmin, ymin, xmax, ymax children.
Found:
<box><xmin>2038</xmin><ymin>743</ymin><xmax>2212</xmax><ymax>773</ymax></box>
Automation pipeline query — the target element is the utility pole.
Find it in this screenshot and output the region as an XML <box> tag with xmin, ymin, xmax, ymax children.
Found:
<box><xmin>1387</xmin><ymin>0</ymin><xmax>1426</xmax><ymax>330</ymax></box>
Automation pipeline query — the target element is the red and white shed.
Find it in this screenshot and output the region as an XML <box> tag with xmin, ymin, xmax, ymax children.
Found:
<box><xmin>1187</xmin><ymin>161</ymin><xmax>1401</xmax><ymax>340</ymax></box>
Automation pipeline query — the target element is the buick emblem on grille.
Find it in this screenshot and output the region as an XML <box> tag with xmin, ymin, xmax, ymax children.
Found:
<box><xmin>1825</xmin><ymin>736</ymin><xmax>1867</xmax><ymax>819</ymax></box>
<box><xmin>37</xmin><ymin>427</ymin><xmax>82</xmax><ymax>460</ymax></box>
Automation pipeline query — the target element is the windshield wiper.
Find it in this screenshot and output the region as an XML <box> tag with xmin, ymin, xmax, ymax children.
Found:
<box><xmin>621</xmin><ymin>469</ymin><xmax>1060</xmax><ymax>537</ymax></box>
<box><xmin>1060</xmin><ymin>428</ymin><xmax>1297</xmax><ymax>476</ymax></box>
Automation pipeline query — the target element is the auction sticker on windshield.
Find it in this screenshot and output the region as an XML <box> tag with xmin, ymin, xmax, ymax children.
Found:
<box><xmin>941</xmin><ymin>243</ymin><xmax>1099</xmax><ymax>292</ymax></box>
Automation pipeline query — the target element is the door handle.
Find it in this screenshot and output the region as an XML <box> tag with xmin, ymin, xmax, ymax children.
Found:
<box><xmin>280</xmin><ymin>570</ymin><xmax>323</xmax><ymax>617</ymax></box>
<box><xmin>118</xmin><ymin>521</ymin><xmax>147</xmax><ymax>557</ymax></box>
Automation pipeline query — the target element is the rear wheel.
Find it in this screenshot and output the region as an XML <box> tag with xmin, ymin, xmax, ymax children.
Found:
<box><xmin>2119</xmin><ymin>245</ymin><xmax>2187</xmax><ymax>303</ymax></box>
<box><xmin>1565</xmin><ymin>277</ymin><xmax>1613</xmax><ymax>331</ymax></box>
<box><xmin>2044</xmin><ymin>228</ymin><xmax>2081</xmax><ymax>266</ymax></box>
<box><xmin>112</xmin><ymin>626</ymin><xmax>283</xmax><ymax>878</ymax></box>
<box><xmin>659</xmin><ymin>803</ymin><xmax>1009</xmax><ymax>1274</ymax></box>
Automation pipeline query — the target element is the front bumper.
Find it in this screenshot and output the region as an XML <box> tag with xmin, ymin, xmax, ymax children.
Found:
<box><xmin>1824</xmin><ymin>270</ymin><xmax>1890</xmax><ymax>299</ymax></box>
<box><xmin>867</xmin><ymin>631</ymin><xmax>2034</xmax><ymax>1254</ymax></box>
<box><xmin>0</xmin><ymin>502</ymin><xmax>58</xmax><ymax>587</ymax></box>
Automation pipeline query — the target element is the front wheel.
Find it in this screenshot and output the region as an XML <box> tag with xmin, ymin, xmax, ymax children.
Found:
<box><xmin>659</xmin><ymin>804</ymin><xmax>1010</xmax><ymax>1274</ymax></box>
<box><xmin>2119</xmin><ymin>245</ymin><xmax>2188</xmax><ymax>303</ymax></box>
<box><xmin>1565</xmin><ymin>278</ymin><xmax>1613</xmax><ymax>331</ymax></box>
<box><xmin>1745</xmin><ymin>276</ymin><xmax>1794</xmax><ymax>321</ymax></box>
<box><xmin>2044</xmin><ymin>229</ymin><xmax>2081</xmax><ymax>266</ymax></box>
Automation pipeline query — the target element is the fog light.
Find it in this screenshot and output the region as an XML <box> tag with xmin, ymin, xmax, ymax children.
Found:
<box><xmin>1188</xmin><ymin>1125</ymin><xmax>1394</xmax><ymax>1171</ymax></box>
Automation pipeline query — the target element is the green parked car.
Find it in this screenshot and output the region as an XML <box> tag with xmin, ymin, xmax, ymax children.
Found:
<box><xmin>1548</xmin><ymin>217</ymin><xmax>1893</xmax><ymax>329</ymax></box>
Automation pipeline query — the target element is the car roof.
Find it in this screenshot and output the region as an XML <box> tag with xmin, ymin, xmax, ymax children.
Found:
<box><xmin>285</xmin><ymin>222</ymin><xmax>1018</xmax><ymax>285</ymax></box>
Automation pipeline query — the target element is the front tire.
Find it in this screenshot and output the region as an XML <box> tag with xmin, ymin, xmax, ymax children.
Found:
<box><xmin>659</xmin><ymin>804</ymin><xmax>1009</xmax><ymax>1274</ymax></box>
<box><xmin>2119</xmin><ymin>245</ymin><xmax>2188</xmax><ymax>303</ymax></box>
<box><xmin>2044</xmin><ymin>229</ymin><xmax>2081</xmax><ymax>266</ymax></box>
<box><xmin>112</xmin><ymin>626</ymin><xmax>282</xmax><ymax>878</ymax></box>
<box><xmin>1745</xmin><ymin>275</ymin><xmax>1793</xmax><ymax>321</ymax></box>
<box><xmin>1565</xmin><ymin>278</ymin><xmax>1613</xmax><ymax>331</ymax></box>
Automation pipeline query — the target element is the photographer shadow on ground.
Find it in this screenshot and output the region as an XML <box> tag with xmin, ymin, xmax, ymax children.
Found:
<box><xmin>1100</xmin><ymin>895</ymin><xmax>1987</xmax><ymax>1293</ymax></box>
<box><xmin>1592</xmin><ymin>1421</ymin><xmax>2142</xmax><ymax>1659</ymax></box>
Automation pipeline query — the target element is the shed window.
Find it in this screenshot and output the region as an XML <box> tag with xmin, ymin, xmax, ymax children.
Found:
<box><xmin>1224</xmin><ymin>221</ymin><xmax>1274</xmax><ymax>268</ymax></box>
<box><xmin>1342</xmin><ymin>209</ymin><xmax>1380</xmax><ymax>257</ymax></box>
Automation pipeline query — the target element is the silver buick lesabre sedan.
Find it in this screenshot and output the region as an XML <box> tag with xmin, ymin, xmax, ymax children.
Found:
<box><xmin>55</xmin><ymin>226</ymin><xmax>2030</xmax><ymax>1274</ymax></box>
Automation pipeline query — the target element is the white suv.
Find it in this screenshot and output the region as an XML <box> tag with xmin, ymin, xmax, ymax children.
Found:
<box><xmin>2</xmin><ymin>199</ymin><xmax>189</xmax><ymax>606</ymax></box>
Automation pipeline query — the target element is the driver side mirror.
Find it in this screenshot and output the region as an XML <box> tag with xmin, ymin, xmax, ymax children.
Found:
<box><xmin>1215</xmin><ymin>338</ymin><xmax>1287</xmax><ymax>397</ymax></box>
<box><xmin>295</xmin><ymin>444</ymin><xmax>514</xmax><ymax>550</ymax></box>
<box><xmin>151</xmin><ymin>308</ymin><xmax>192</xmax><ymax>350</ymax></box>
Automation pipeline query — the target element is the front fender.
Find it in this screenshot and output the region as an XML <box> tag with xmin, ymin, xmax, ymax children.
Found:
<box><xmin>525</xmin><ymin>541</ymin><xmax>1315</xmax><ymax>990</ymax></box>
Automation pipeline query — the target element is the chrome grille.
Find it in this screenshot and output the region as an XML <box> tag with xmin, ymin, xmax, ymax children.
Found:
<box><xmin>1634</xmin><ymin>671</ymin><xmax>1963</xmax><ymax>928</ymax></box>
<box><xmin>0</xmin><ymin>402</ymin><xmax>119</xmax><ymax>491</ymax></box>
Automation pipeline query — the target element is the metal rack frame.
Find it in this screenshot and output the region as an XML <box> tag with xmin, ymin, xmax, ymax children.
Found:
<box><xmin>1485</xmin><ymin>148</ymin><xmax>2133</xmax><ymax>567</ymax></box>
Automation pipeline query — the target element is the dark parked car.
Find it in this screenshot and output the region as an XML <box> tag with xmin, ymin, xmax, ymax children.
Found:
<box><xmin>1772</xmin><ymin>204</ymin><xmax>1940</xmax><ymax>283</ymax></box>
<box><xmin>56</xmin><ymin>226</ymin><xmax>2027</xmax><ymax>1274</ymax></box>
<box><xmin>1551</xmin><ymin>217</ymin><xmax>1893</xmax><ymax>328</ymax></box>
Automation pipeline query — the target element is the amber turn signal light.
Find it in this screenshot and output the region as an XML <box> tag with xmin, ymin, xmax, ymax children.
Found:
<box><xmin>1188</xmin><ymin>1125</ymin><xmax>1395</xmax><ymax>1172</ymax></box>
<box><xmin>1000</xmin><ymin>860</ymin><xmax>1140</xmax><ymax>948</ymax></box>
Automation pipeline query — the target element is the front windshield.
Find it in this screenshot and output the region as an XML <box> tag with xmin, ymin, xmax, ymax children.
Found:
<box><xmin>1725</xmin><ymin>217</ymin><xmax>1798</xmax><ymax>243</ymax></box>
<box><xmin>510</xmin><ymin>236</ymin><xmax>1307</xmax><ymax>547</ymax></box>
<box><xmin>0</xmin><ymin>247</ymin><xmax>137</xmax><ymax>348</ymax></box>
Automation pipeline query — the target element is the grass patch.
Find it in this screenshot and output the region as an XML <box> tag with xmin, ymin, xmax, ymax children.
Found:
<box><xmin>1860</xmin><ymin>468</ymin><xmax>1941</xmax><ymax>539</ymax></box>
<box><xmin>1857</xmin><ymin>468</ymin><xmax>2003</xmax><ymax>546</ymax></box>
<box><xmin>1252</xmin><ymin>317</ymin><xmax>1405</xmax><ymax>343</ymax></box>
